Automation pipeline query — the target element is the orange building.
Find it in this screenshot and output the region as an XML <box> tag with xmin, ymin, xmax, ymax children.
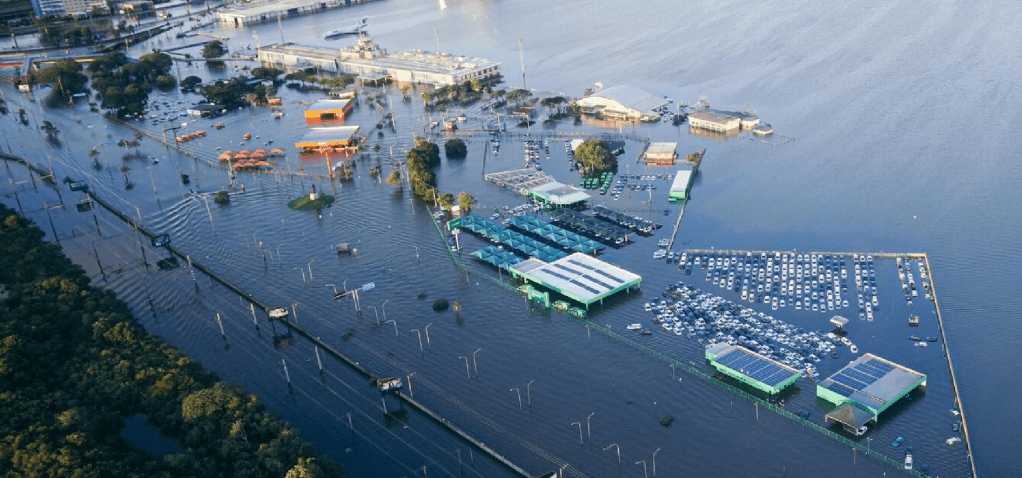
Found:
<box><xmin>304</xmin><ymin>98</ymin><xmax>354</xmax><ymax>124</ymax></box>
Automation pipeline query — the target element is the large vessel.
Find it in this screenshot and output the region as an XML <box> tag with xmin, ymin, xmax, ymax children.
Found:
<box><xmin>324</xmin><ymin>16</ymin><xmax>368</xmax><ymax>40</ymax></box>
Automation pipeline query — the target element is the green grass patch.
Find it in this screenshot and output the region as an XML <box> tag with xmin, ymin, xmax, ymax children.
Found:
<box><xmin>288</xmin><ymin>194</ymin><xmax>335</xmax><ymax>210</ymax></box>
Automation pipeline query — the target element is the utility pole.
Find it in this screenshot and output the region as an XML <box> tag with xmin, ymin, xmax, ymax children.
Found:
<box><xmin>518</xmin><ymin>39</ymin><xmax>526</xmax><ymax>91</ymax></box>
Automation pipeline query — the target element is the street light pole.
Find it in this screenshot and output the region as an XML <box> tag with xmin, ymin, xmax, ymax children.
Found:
<box><xmin>459</xmin><ymin>356</ymin><xmax>470</xmax><ymax>379</ymax></box>
<box><xmin>425</xmin><ymin>323</ymin><xmax>433</xmax><ymax>348</ymax></box>
<box><xmin>603</xmin><ymin>443</ymin><xmax>620</xmax><ymax>465</ymax></box>
<box><xmin>307</xmin><ymin>259</ymin><xmax>315</xmax><ymax>281</ymax></box>
<box><xmin>411</xmin><ymin>329</ymin><xmax>422</xmax><ymax>352</ymax></box>
<box><xmin>527</xmin><ymin>379</ymin><xmax>534</xmax><ymax>406</ymax></box>
<box><xmin>570</xmin><ymin>421</ymin><xmax>582</xmax><ymax>445</ymax></box>
<box><xmin>368</xmin><ymin>306</ymin><xmax>379</xmax><ymax>325</ymax></box>
<box><xmin>293</xmin><ymin>267</ymin><xmax>306</xmax><ymax>283</ymax></box>
<box><xmin>472</xmin><ymin>348</ymin><xmax>482</xmax><ymax>376</ymax></box>
<box><xmin>586</xmin><ymin>412</ymin><xmax>596</xmax><ymax>440</ymax></box>
<box><xmin>406</xmin><ymin>372</ymin><xmax>415</xmax><ymax>398</ymax></box>
<box><xmin>652</xmin><ymin>447</ymin><xmax>661</xmax><ymax>477</ymax></box>
<box><xmin>635</xmin><ymin>460</ymin><xmax>647</xmax><ymax>478</ymax></box>
<box><xmin>381</xmin><ymin>299</ymin><xmax>389</xmax><ymax>321</ymax></box>
<box><xmin>510</xmin><ymin>387</ymin><xmax>521</xmax><ymax>409</ymax></box>
<box><xmin>383</xmin><ymin>319</ymin><xmax>398</xmax><ymax>336</ymax></box>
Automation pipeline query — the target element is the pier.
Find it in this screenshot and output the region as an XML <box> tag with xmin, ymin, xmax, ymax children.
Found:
<box><xmin>924</xmin><ymin>255</ymin><xmax>979</xmax><ymax>478</ymax></box>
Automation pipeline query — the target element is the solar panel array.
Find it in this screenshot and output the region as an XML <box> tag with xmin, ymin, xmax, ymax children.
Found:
<box><xmin>715</xmin><ymin>347</ymin><xmax>797</xmax><ymax>388</ymax></box>
<box><xmin>825</xmin><ymin>358</ymin><xmax>896</xmax><ymax>397</ymax></box>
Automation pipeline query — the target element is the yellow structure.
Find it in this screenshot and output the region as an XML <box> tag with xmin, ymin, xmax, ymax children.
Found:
<box><xmin>304</xmin><ymin>98</ymin><xmax>354</xmax><ymax>124</ymax></box>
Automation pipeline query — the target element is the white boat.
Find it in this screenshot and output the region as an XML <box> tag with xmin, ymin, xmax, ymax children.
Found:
<box><xmin>849</xmin><ymin>344</ymin><xmax>858</xmax><ymax>354</ymax></box>
<box><xmin>627</xmin><ymin>324</ymin><xmax>642</xmax><ymax>331</ymax></box>
<box><xmin>323</xmin><ymin>16</ymin><xmax>369</xmax><ymax>39</ymax></box>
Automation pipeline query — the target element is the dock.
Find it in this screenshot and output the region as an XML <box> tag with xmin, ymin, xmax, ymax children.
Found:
<box><xmin>218</xmin><ymin>0</ymin><xmax>381</xmax><ymax>26</ymax></box>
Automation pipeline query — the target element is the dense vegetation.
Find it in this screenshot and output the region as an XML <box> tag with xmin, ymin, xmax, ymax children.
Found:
<box><xmin>0</xmin><ymin>204</ymin><xmax>344</xmax><ymax>477</ymax></box>
<box><xmin>200</xmin><ymin>77</ymin><xmax>274</xmax><ymax>109</ymax></box>
<box><xmin>88</xmin><ymin>51</ymin><xmax>176</xmax><ymax>117</ymax></box>
<box><xmin>405</xmin><ymin>136</ymin><xmax>442</xmax><ymax>202</ymax></box>
<box><xmin>35</xmin><ymin>58</ymin><xmax>89</xmax><ymax>106</ymax></box>
<box><xmin>574</xmin><ymin>139</ymin><xmax>616</xmax><ymax>176</ymax></box>
<box><xmin>444</xmin><ymin>138</ymin><xmax>467</xmax><ymax>159</ymax></box>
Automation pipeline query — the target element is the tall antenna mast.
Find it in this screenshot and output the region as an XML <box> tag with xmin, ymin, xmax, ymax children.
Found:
<box><xmin>435</xmin><ymin>27</ymin><xmax>440</xmax><ymax>54</ymax></box>
<box><xmin>277</xmin><ymin>15</ymin><xmax>285</xmax><ymax>44</ymax></box>
<box><xmin>518</xmin><ymin>39</ymin><xmax>526</xmax><ymax>91</ymax></box>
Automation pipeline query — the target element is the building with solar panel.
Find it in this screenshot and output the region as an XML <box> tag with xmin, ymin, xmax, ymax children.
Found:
<box><xmin>508</xmin><ymin>253</ymin><xmax>641</xmax><ymax>309</ymax></box>
<box><xmin>704</xmin><ymin>343</ymin><xmax>801</xmax><ymax>395</ymax></box>
<box><xmin>817</xmin><ymin>353</ymin><xmax>927</xmax><ymax>435</ymax></box>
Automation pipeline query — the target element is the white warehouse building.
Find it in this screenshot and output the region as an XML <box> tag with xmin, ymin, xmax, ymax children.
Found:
<box><xmin>575</xmin><ymin>85</ymin><xmax>669</xmax><ymax>121</ymax></box>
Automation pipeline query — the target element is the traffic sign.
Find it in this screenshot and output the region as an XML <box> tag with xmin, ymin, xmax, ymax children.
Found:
<box><xmin>362</xmin><ymin>282</ymin><xmax>375</xmax><ymax>292</ymax></box>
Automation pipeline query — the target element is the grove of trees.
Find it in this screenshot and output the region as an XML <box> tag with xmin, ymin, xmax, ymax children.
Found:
<box><xmin>574</xmin><ymin>139</ymin><xmax>616</xmax><ymax>176</ymax></box>
<box><xmin>0</xmin><ymin>204</ymin><xmax>344</xmax><ymax>477</ymax></box>
<box><xmin>444</xmin><ymin>138</ymin><xmax>467</xmax><ymax>159</ymax></box>
<box><xmin>88</xmin><ymin>51</ymin><xmax>176</xmax><ymax>117</ymax></box>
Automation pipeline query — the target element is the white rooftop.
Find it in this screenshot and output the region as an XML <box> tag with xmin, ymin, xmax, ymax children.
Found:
<box><xmin>510</xmin><ymin>252</ymin><xmax>641</xmax><ymax>305</ymax></box>
<box><xmin>588</xmin><ymin>85</ymin><xmax>669</xmax><ymax>117</ymax></box>
<box><xmin>528</xmin><ymin>181</ymin><xmax>591</xmax><ymax>205</ymax></box>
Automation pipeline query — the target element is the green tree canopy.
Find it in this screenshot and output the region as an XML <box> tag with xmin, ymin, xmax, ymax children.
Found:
<box><xmin>202</xmin><ymin>40</ymin><xmax>226</xmax><ymax>59</ymax></box>
<box><xmin>458</xmin><ymin>191</ymin><xmax>476</xmax><ymax>214</ymax></box>
<box><xmin>181</xmin><ymin>75</ymin><xmax>203</xmax><ymax>91</ymax></box>
<box><xmin>438</xmin><ymin>193</ymin><xmax>455</xmax><ymax>210</ymax></box>
<box><xmin>36</xmin><ymin>58</ymin><xmax>88</xmax><ymax>96</ymax></box>
<box><xmin>575</xmin><ymin>139</ymin><xmax>615</xmax><ymax>175</ymax></box>
<box><xmin>444</xmin><ymin>138</ymin><xmax>467</xmax><ymax>159</ymax></box>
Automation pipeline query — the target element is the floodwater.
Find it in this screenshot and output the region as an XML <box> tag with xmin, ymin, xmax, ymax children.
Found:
<box><xmin>3</xmin><ymin>0</ymin><xmax>1020</xmax><ymax>477</ymax></box>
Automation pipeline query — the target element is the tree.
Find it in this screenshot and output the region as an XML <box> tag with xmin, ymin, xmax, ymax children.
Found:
<box><xmin>88</xmin><ymin>148</ymin><xmax>100</xmax><ymax>169</ymax></box>
<box><xmin>285</xmin><ymin>457</ymin><xmax>324</xmax><ymax>478</ymax></box>
<box><xmin>438</xmin><ymin>193</ymin><xmax>455</xmax><ymax>210</ymax></box>
<box><xmin>202</xmin><ymin>40</ymin><xmax>225</xmax><ymax>59</ymax></box>
<box><xmin>444</xmin><ymin>138</ymin><xmax>467</xmax><ymax>159</ymax></box>
<box><xmin>575</xmin><ymin>139</ymin><xmax>615</xmax><ymax>175</ymax></box>
<box><xmin>385</xmin><ymin>169</ymin><xmax>401</xmax><ymax>185</ymax></box>
<box><xmin>180</xmin><ymin>76</ymin><xmax>203</xmax><ymax>91</ymax></box>
<box><xmin>457</xmin><ymin>191</ymin><xmax>475</xmax><ymax>214</ymax></box>
<box><xmin>119</xmin><ymin>166</ymin><xmax>131</xmax><ymax>187</ymax></box>
<box><xmin>36</xmin><ymin>58</ymin><xmax>88</xmax><ymax>95</ymax></box>
<box><xmin>41</xmin><ymin>120</ymin><xmax>59</xmax><ymax>138</ymax></box>
<box><xmin>128</xmin><ymin>139</ymin><xmax>141</xmax><ymax>156</ymax></box>
<box><xmin>452</xmin><ymin>301</ymin><xmax>462</xmax><ymax>318</ymax></box>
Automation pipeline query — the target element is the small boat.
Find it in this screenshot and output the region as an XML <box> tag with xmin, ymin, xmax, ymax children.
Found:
<box><xmin>909</xmin><ymin>335</ymin><xmax>922</xmax><ymax>341</ymax></box>
<box><xmin>926</xmin><ymin>336</ymin><xmax>938</xmax><ymax>342</ymax></box>
<box><xmin>243</xmin><ymin>133</ymin><xmax>252</xmax><ymax>141</ymax></box>
<box><xmin>914</xmin><ymin>341</ymin><xmax>928</xmax><ymax>348</ymax></box>
<box><xmin>324</xmin><ymin>16</ymin><xmax>369</xmax><ymax>39</ymax></box>
<box><xmin>946</xmin><ymin>437</ymin><xmax>961</xmax><ymax>446</ymax></box>
<box><xmin>627</xmin><ymin>324</ymin><xmax>642</xmax><ymax>331</ymax></box>
<box><xmin>639</xmin><ymin>329</ymin><xmax>652</xmax><ymax>335</ymax></box>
